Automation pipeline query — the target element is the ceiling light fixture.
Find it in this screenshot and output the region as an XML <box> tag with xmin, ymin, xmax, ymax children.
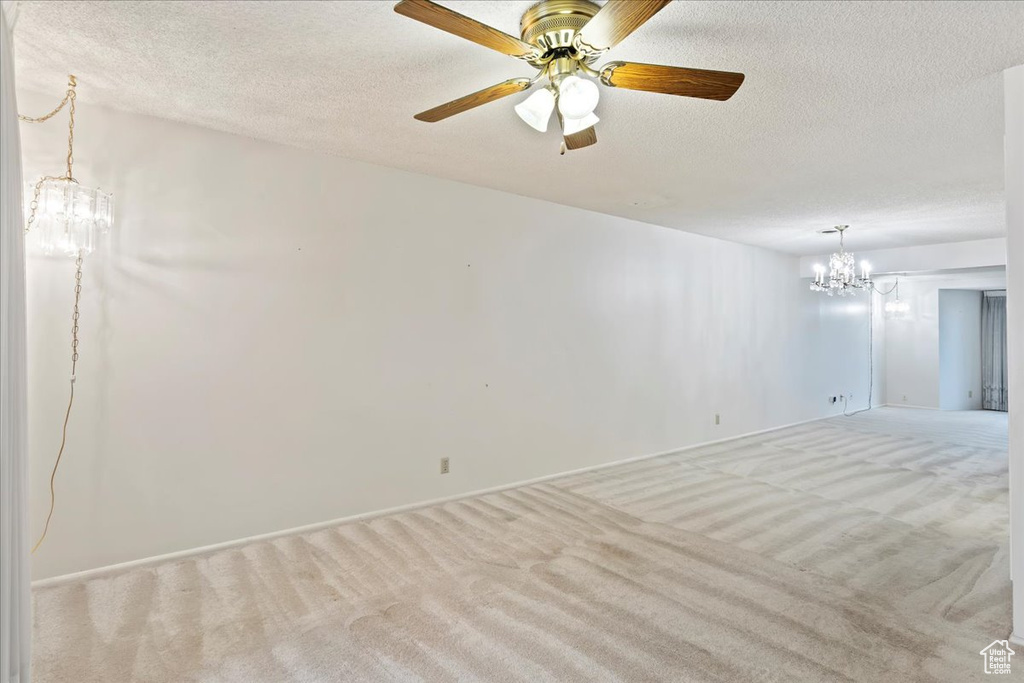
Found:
<box><xmin>395</xmin><ymin>0</ymin><xmax>746</xmax><ymax>153</ymax></box>
<box><xmin>810</xmin><ymin>225</ymin><xmax>872</xmax><ymax>296</ymax></box>
<box><xmin>884</xmin><ymin>278</ymin><xmax>910</xmax><ymax>317</ymax></box>
<box><xmin>21</xmin><ymin>75</ymin><xmax>112</xmax><ymax>258</ymax></box>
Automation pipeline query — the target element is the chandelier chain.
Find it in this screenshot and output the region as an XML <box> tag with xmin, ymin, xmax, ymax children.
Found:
<box><xmin>20</xmin><ymin>75</ymin><xmax>78</xmax><ymax>233</ymax></box>
<box><xmin>870</xmin><ymin>280</ymin><xmax>899</xmax><ymax>296</ymax></box>
<box><xmin>65</xmin><ymin>78</ymin><xmax>76</xmax><ymax>180</ymax></box>
<box><xmin>32</xmin><ymin>250</ymin><xmax>84</xmax><ymax>554</ymax></box>
<box><xmin>71</xmin><ymin>252</ymin><xmax>82</xmax><ymax>368</ymax></box>
<box><xmin>25</xmin><ymin>174</ymin><xmax>77</xmax><ymax>234</ymax></box>
<box><xmin>16</xmin><ymin>74</ymin><xmax>75</xmax><ymax>124</ymax></box>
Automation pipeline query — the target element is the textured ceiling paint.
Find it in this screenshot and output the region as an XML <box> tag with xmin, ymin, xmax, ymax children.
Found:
<box><xmin>11</xmin><ymin>0</ymin><xmax>1024</xmax><ymax>254</ymax></box>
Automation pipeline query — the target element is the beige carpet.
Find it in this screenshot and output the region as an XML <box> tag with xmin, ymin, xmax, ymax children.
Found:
<box><xmin>33</xmin><ymin>408</ymin><xmax>1012</xmax><ymax>682</ymax></box>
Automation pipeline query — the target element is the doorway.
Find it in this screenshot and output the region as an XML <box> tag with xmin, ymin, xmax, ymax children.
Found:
<box><xmin>981</xmin><ymin>290</ymin><xmax>1008</xmax><ymax>411</ymax></box>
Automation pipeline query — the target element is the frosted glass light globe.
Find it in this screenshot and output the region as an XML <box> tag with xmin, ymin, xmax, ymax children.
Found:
<box><xmin>557</xmin><ymin>76</ymin><xmax>600</xmax><ymax>119</ymax></box>
<box><xmin>514</xmin><ymin>88</ymin><xmax>556</xmax><ymax>132</ymax></box>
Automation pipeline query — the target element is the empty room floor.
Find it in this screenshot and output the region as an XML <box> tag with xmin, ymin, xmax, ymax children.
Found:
<box><xmin>32</xmin><ymin>408</ymin><xmax>1010</xmax><ymax>682</ymax></box>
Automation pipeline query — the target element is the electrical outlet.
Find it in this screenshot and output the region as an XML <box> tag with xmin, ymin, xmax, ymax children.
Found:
<box><xmin>440</xmin><ymin>457</ymin><xmax>449</xmax><ymax>474</ymax></box>
<box><xmin>714</xmin><ymin>413</ymin><xmax>720</xmax><ymax>425</ymax></box>
<box><xmin>969</xmin><ymin>390</ymin><xmax>973</xmax><ymax>398</ymax></box>
<box><xmin>903</xmin><ymin>395</ymin><xmax>908</xmax><ymax>402</ymax></box>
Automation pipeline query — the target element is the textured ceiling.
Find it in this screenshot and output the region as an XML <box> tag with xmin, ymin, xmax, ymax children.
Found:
<box><xmin>10</xmin><ymin>0</ymin><xmax>1024</xmax><ymax>254</ymax></box>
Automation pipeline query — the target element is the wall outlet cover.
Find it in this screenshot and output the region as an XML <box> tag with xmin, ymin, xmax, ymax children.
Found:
<box><xmin>440</xmin><ymin>457</ymin><xmax>450</xmax><ymax>474</ymax></box>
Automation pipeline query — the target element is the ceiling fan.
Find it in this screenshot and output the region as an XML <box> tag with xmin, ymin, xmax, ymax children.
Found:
<box><xmin>394</xmin><ymin>0</ymin><xmax>745</xmax><ymax>153</ymax></box>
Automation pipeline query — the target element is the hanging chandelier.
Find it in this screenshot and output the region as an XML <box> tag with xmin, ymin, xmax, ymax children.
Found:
<box><xmin>18</xmin><ymin>74</ymin><xmax>112</xmax><ymax>554</ymax></box>
<box><xmin>884</xmin><ymin>277</ymin><xmax>910</xmax><ymax>316</ymax></box>
<box><xmin>21</xmin><ymin>75</ymin><xmax>113</xmax><ymax>257</ymax></box>
<box><xmin>810</xmin><ymin>225</ymin><xmax>871</xmax><ymax>296</ymax></box>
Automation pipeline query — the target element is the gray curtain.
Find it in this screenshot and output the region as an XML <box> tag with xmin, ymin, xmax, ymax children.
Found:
<box><xmin>981</xmin><ymin>292</ymin><xmax>1008</xmax><ymax>411</ymax></box>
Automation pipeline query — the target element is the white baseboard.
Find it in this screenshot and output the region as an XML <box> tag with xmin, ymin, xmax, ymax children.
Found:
<box><xmin>32</xmin><ymin>413</ymin><xmax>836</xmax><ymax>589</ymax></box>
<box><xmin>881</xmin><ymin>403</ymin><xmax>939</xmax><ymax>410</ymax></box>
<box><xmin>1010</xmin><ymin>633</ymin><xmax>1024</xmax><ymax>649</ymax></box>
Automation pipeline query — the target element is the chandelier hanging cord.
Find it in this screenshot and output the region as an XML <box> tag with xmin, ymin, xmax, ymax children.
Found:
<box><xmin>843</xmin><ymin>291</ymin><xmax>875</xmax><ymax>417</ymax></box>
<box><xmin>31</xmin><ymin>250</ymin><xmax>83</xmax><ymax>554</ymax></box>
<box><xmin>841</xmin><ymin>276</ymin><xmax>904</xmax><ymax>419</ymax></box>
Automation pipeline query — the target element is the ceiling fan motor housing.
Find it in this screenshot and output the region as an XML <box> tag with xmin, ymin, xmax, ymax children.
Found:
<box><xmin>520</xmin><ymin>0</ymin><xmax>601</xmax><ymax>64</ymax></box>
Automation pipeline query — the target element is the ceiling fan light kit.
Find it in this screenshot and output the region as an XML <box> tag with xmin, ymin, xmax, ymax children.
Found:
<box><xmin>394</xmin><ymin>0</ymin><xmax>745</xmax><ymax>152</ymax></box>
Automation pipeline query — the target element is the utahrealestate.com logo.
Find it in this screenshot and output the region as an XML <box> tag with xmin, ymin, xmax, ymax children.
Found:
<box><xmin>980</xmin><ymin>640</ymin><xmax>1014</xmax><ymax>674</ymax></box>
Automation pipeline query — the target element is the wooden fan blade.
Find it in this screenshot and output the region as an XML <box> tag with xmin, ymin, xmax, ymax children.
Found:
<box><xmin>395</xmin><ymin>0</ymin><xmax>539</xmax><ymax>59</ymax></box>
<box><xmin>414</xmin><ymin>78</ymin><xmax>532</xmax><ymax>122</ymax></box>
<box><xmin>600</xmin><ymin>62</ymin><xmax>745</xmax><ymax>101</ymax></box>
<box><xmin>556</xmin><ymin>111</ymin><xmax>597</xmax><ymax>151</ymax></box>
<box><xmin>564</xmin><ymin>126</ymin><xmax>597</xmax><ymax>150</ymax></box>
<box><xmin>575</xmin><ymin>0</ymin><xmax>671</xmax><ymax>53</ymax></box>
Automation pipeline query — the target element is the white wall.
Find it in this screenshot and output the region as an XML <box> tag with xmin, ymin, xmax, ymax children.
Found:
<box><xmin>810</xmin><ymin>289</ymin><xmax>885</xmax><ymax>413</ymax></box>
<box><xmin>19</xmin><ymin>92</ymin><xmax>871</xmax><ymax>580</ymax></box>
<box><xmin>881</xmin><ymin>271</ymin><xmax>1006</xmax><ymax>409</ymax></box>
<box><xmin>938</xmin><ymin>290</ymin><xmax>983</xmax><ymax>410</ymax></box>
